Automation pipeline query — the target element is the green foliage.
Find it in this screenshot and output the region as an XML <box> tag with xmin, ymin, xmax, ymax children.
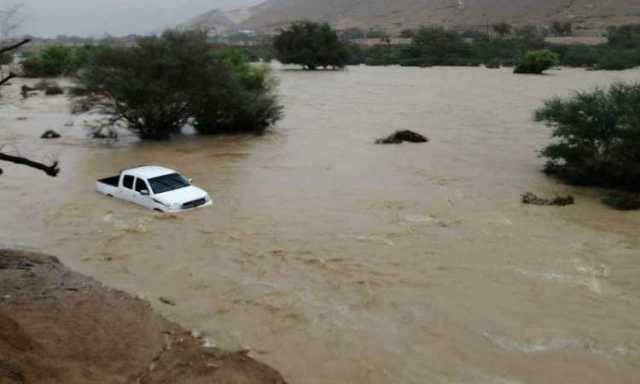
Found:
<box><xmin>21</xmin><ymin>45</ymin><xmax>106</xmax><ymax>77</ymax></box>
<box><xmin>400</xmin><ymin>27</ymin><xmax>475</xmax><ymax>66</ymax></box>
<box><xmin>514</xmin><ymin>49</ymin><xmax>559</xmax><ymax>74</ymax></box>
<box><xmin>536</xmin><ymin>83</ymin><xmax>640</xmax><ymax>191</ymax></box>
<box><xmin>602</xmin><ymin>192</ymin><xmax>640</xmax><ymax>210</ymax></box>
<box><xmin>73</xmin><ymin>30</ymin><xmax>282</xmax><ymax>140</ymax></box>
<box><xmin>334</xmin><ymin>23</ymin><xmax>640</xmax><ymax>71</ymax></box>
<box><xmin>273</xmin><ymin>21</ymin><xmax>349</xmax><ymax>70</ymax></box>
<box><xmin>607</xmin><ymin>24</ymin><xmax>640</xmax><ymax>49</ymax></box>
<box><xmin>195</xmin><ymin>47</ymin><xmax>282</xmax><ymax>135</ymax></box>
<box><xmin>596</xmin><ymin>48</ymin><xmax>640</xmax><ymax>70</ymax></box>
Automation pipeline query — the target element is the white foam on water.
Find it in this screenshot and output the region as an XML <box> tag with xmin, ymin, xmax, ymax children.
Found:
<box><xmin>482</xmin><ymin>331</ymin><xmax>579</xmax><ymax>353</ymax></box>
<box><xmin>506</xmin><ymin>266</ymin><xmax>602</xmax><ymax>294</ymax></box>
<box><xmin>401</xmin><ymin>214</ymin><xmax>435</xmax><ymax>223</ymax></box>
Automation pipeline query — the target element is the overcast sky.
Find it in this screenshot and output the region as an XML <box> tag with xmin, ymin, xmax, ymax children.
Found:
<box><xmin>7</xmin><ymin>0</ymin><xmax>261</xmax><ymax>37</ymax></box>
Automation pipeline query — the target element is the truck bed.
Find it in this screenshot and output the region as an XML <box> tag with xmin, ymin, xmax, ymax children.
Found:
<box><xmin>98</xmin><ymin>176</ymin><xmax>119</xmax><ymax>187</ymax></box>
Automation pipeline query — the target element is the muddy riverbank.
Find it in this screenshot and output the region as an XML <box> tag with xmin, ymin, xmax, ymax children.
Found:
<box><xmin>1</xmin><ymin>66</ymin><xmax>640</xmax><ymax>383</ymax></box>
<box><xmin>0</xmin><ymin>249</ymin><xmax>286</xmax><ymax>384</ymax></box>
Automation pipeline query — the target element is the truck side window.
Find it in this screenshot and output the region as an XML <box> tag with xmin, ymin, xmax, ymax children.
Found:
<box><xmin>123</xmin><ymin>175</ymin><xmax>134</xmax><ymax>190</ymax></box>
<box><xmin>135</xmin><ymin>178</ymin><xmax>148</xmax><ymax>193</ymax></box>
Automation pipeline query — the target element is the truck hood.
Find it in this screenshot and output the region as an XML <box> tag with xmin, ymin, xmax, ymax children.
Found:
<box><xmin>154</xmin><ymin>186</ymin><xmax>209</xmax><ymax>206</ymax></box>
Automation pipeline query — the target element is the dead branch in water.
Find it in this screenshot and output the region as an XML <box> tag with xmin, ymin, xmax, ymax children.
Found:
<box><xmin>0</xmin><ymin>153</ymin><xmax>59</xmax><ymax>177</ymax></box>
<box><xmin>0</xmin><ymin>38</ymin><xmax>60</xmax><ymax>177</ymax></box>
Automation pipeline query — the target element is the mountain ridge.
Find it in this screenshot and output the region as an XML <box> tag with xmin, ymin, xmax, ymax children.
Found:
<box><xmin>239</xmin><ymin>0</ymin><xmax>640</xmax><ymax>34</ymax></box>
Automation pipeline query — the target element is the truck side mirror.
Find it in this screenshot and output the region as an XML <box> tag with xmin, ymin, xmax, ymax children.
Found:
<box><xmin>188</xmin><ymin>178</ymin><xmax>193</xmax><ymax>184</ymax></box>
<box><xmin>140</xmin><ymin>189</ymin><xmax>150</xmax><ymax>196</ymax></box>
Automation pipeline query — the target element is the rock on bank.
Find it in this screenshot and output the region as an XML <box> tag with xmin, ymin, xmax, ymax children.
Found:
<box><xmin>0</xmin><ymin>249</ymin><xmax>287</xmax><ymax>384</ymax></box>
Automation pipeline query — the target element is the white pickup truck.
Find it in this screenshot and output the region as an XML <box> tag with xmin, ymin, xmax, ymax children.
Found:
<box><xmin>96</xmin><ymin>166</ymin><xmax>212</xmax><ymax>213</ymax></box>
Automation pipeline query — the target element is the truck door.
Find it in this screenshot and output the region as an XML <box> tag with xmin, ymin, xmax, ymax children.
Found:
<box><xmin>120</xmin><ymin>174</ymin><xmax>136</xmax><ymax>202</ymax></box>
<box><xmin>133</xmin><ymin>178</ymin><xmax>153</xmax><ymax>209</ymax></box>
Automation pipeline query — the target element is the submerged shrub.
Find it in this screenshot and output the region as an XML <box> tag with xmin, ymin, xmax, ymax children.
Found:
<box><xmin>273</xmin><ymin>21</ymin><xmax>349</xmax><ymax>70</ymax></box>
<box><xmin>536</xmin><ymin>82</ymin><xmax>640</xmax><ymax>191</ymax></box>
<box><xmin>21</xmin><ymin>45</ymin><xmax>101</xmax><ymax>77</ymax></box>
<box><xmin>514</xmin><ymin>49</ymin><xmax>559</xmax><ymax>74</ymax></box>
<box><xmin>73</xmin><ymin>30</ymin><xmax>282</xmax><ymax>140</ymax></box>
<box><xmin>602</xmin><ymin>192</ymin><xmax>640</xmax><ymax>211</ymax></box>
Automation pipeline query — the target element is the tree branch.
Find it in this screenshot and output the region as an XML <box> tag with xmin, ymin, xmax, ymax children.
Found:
<box><xmin>0</xmin><ymin>153</ymin><xmax>60</xmax><ymax>177</ymax></box>
<box><xmin>0</xmin><ymin>38</ymin><xmax>30</xmax><ymax>55</ymax></box>
<box><xmin>0</xmin><ymin>72</ymin><xmax>15</xmax><ymax>86</ymax></box>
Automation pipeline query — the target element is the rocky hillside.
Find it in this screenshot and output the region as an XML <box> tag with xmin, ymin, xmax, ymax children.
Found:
<box><xmin>190</xmin><ymin>0</ymin><xmax>640</xmax><ymax>35</ymax></box>
<box><xmin>184</xmin><ymin>9</ymin><xmax>237</xmax><ymax>33</ymax></box>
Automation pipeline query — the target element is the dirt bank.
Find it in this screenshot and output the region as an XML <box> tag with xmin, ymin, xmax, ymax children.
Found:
<box><xmin>0</xmin><ymin>249</ymin><xmax>287</xmax><ymax>384</ymax></box>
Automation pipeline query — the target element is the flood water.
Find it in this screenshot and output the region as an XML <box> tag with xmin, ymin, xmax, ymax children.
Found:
<box><xmin>2</xmin><ymin>66</ymin><xmax>640</xmax><ymax>383</ymax></box>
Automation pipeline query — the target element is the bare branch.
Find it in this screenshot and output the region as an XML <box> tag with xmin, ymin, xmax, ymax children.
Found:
<box><xmin>0</xmin><ymin>38</ymin><xmax>30</xmax><ymax>55</ymax></box>
<box><xmin>0</xmin><ymin>153</ymin><xmax>60</xmax><ymax>177</ymax></box>
<box><xmin>0</xmin><ymin>72</ymin><xmax>15</xmax><ymax>86</ymax></box>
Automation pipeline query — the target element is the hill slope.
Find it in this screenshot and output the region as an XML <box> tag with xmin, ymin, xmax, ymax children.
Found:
<box><xmin>236</xmin><ymin>0</ymin><xmax>640</xmax><ymax>34</ymax></box>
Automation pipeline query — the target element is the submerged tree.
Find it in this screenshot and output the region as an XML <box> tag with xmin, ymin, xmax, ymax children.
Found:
<box><xmin>273</xmin><ymin>21</ymin><xmax>349</xmax><ymax>70</ymax></box>
<box><xmin>535</xmin><ymin>82</ymin><xmax>640</xmax><ymax>191</ymax></box>
<box><xmin>73</xmin><ymin>30</ymin><xmax>282</xmax><ymax>140</ymax></box>
<box><xmin>401</xmin><ymin>27</ymin><xmax>474</xmax><ymax>66</ymax></box>
<box><xmin>514</xmin><ymin>49</ymin><xmax>559</xmax><ymax>74</ymax></box>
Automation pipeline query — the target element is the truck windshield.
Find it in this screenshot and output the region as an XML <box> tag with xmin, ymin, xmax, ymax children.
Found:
<box><xmin>148</xmin><ymin>173</ymin><xmax>190</xmax><ymax>194</ymax></box>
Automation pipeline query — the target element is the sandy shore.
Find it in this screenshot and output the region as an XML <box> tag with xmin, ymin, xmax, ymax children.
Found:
<box><xmin>0</xmin><ymin>249</ymin><xmax>287</xmax><ymax>384</ymax></box>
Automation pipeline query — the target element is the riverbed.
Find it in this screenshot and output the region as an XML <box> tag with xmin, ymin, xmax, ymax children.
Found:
<box><xmin>1</xmin><ymin>66</ymin><xmax>640</xmax><ymax>383</ymax></box>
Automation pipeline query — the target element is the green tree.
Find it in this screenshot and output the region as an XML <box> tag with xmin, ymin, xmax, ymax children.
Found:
<box><xmin>21</xmin><ymin>45</ymin><xmax>102</xmax><ymax>77</ymax></box>
<box><xmin>514</xmin><ymin>49</ymin><xmax>559</xmax><ymax>74</ymax></box>
<box><xmin>607</xmin><ymin>24</ymin><xmax>640</xmax><ymax>49</ymax></box>
<box><xmin>535</xmin><ymin>83</ymin><xmax>640</xmax><ymax>191</ymax></box>
<box><xmin>273</xmin><ymin>21</ymin><xmax>349</xmax><ymax>70</ymax></box>
<box><xmin>73</xmin><ymin>30</ymin><xmax>281</xmax><ymax>140</ymax></box>
<box><xmin>401</xmin><ymin>27</ymin><xmax>474</xmax><ymax>66</ymax></box>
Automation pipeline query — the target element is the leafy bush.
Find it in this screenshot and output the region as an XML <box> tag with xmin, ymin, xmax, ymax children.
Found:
<box><xmin>596</xmin><ymin>48</ymin><xmax>640</xmax><ymax>70</ymax></box>
<box><xmin>536</xmin><ymin>83</ymin><xmax>640</xmax><ymax>191</ymax></box>
<box><xmin>194</xmin><ymin>48</ymin><xmax>282</xmax><ymax>135</ymax></box>
<box><xmin>514</xmin><ymin>49</ymin><xmax>559</xmax><ymax>74</ymax></box>
<box><xmin>602</xmin><ymin>192</ymin><xmax>640</xmax><ymax>210</ymax></box>
<box><xmin>400</xmin><ymin>27</ymin><xmax>475</xmax><ymax>66</ymax></box>
<box><xmin>273</xmin><ymin>21</ymin><xmax>349</xmax><ymax>70</ymax></box>
<box><xmin>73</xmin><ymin>30</ymin><xmax>282</xmax><ymax>140</ymax></box>
<box><xmin>21</xmin><ymin>45</ymin><xmax>105</xmax><ymax>77</ymax></box>
<box><xmin>607</xmin><ymin>24</ymin><xmax>640</xmax><ymax>49</ymax></box>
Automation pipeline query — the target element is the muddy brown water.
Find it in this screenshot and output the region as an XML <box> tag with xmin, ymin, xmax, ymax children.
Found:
<box><xmin>1</xmin><ymin>66</ymin><xmax>640</xmax><ymax>383</ymax></box>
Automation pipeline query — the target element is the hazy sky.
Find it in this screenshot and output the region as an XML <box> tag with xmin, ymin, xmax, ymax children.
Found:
<box><xmin>6</xmin><ymin>0</ymin><xmax>261</xmax><ymax>37</ymax></box>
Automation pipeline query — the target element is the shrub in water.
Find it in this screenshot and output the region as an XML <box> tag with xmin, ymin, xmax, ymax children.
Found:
<box><xmin>514</xmin><ymin>49</ymin><xmax>559</xmax><ymax>74</ymax></box>
<box><xmin>536</xmin><ymin>82</ymin><xmax>640</xmax><ymax>192</ymax></box>
<box><xmin>73</xmin><ymin>30</ymin><xmax>282</xmax><ymax>140</ymax></box>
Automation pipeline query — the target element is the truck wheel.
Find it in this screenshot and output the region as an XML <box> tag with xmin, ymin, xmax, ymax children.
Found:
<box><xmin>153</xmin><ymin>208</ymin><xmax>164</xmax><ymax>213</ymax></box>
<box><xmin>106</xmin><ymin>194</ymin><xmax>113</xmax><ymax>198</ymax></box>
